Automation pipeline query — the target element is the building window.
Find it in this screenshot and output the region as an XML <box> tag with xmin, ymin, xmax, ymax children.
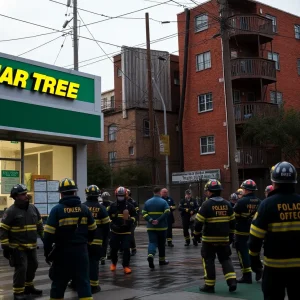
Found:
<box><xmin>117</xmin><ymin>68</ymin><xmax>122</xmax><ymax>77</ymax></box>
<box><xmin>143</xmin><ymin>119</ymin><xmax>150</xmax><ymax>137</ymax></box>
<box><xmin>247</xmin><ymin>92</ymin><xmax>256</xmax><ymax>102</ymax></box>
<box><xmin>198</xmin><ymin>93</ymin><xmax>213</xmax><ymax>113</ymax></box>
<box><xmin>108</xmin><ymin>124</ymin><xmax>117</xmax><ymax>141</ymax></box>
<box><xmin>200</xmin><ymin>136</ymin><xmax>215</xmax><ymax>155</ymax></box>
<box><xmin>108</xmin><ymin>151</ymin><xmax>116</xmax><ymax>166</ymax></box>
<box><xmin>195</xmin><ymin>14</ymin><xmax>208</xmax><ymax>32</ymax></box>
<box><xmin>129</xmin><ymin>147</ymin><xmax>134</xmax><ymax>156</ymax></box>
<box><xmin>174</xmin><ymin>71</ymin><xmax>180</xmax><ymax>85</ymax></box>
<box><xmin>266</xmin><ymin>14</ymin><xmax>277</xmax><ymax>32</ymax></box>
<box><xmin>233</xmin><ymin>90</ymin><xmax>241</xmax><ymax>104</ymax></box>
<box><xmin>231</xmin><ymin>50</ymin><xmax>238</xmax><ymax>59</ymax></box>
<box><xmin>298</xmin><ymin>59</ymin><xmax>300</xmax><ymax>75</ymax></box>
<box><xmin>295</xmin><ymin>25</ymin><xmax>300</xmax><ymax>39</ymax></box>
<box><xmin>270</xmin><ymin>91</ymin><xmax>283</xmax><ymax>105</ymax></box>
<box><xmin>268</xmin><ymin>52</ymin><xmax>280</xmax><ymax>70</ymax></box>
<box><xmin>196</xmin><ymin>51</ymin><xmax>211</xmax><ymax>71</ymax></box>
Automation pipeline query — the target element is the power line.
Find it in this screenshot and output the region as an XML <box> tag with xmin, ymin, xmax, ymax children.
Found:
<box><xmin>54</xmin><ymin>34</ymin><xmax>68</xmax><ymax>65</ymax></box>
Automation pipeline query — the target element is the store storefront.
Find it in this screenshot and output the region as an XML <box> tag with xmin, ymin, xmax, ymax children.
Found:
<box><xmin>0</xmin><ymin>52</ymin><xmax>103</xmax><ymax>212</ymax></box>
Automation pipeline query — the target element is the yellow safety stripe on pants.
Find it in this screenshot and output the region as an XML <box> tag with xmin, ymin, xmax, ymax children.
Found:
<box><xmin>242</xmin><ymin>267</ymin><xmax>252</xmax><ymax>274</ymax></box>
<box><xmin>235</xmin><ymin>231</ymin><xmax>249</xmax><ymax>236</ymax></box>
<box><xmin>225</xmin><ymin>272</ymin><xmax>236</xmax><ymax>280</ymax></box>
<box><xmin>250</xmin><ymin>224</ymin><xmax>266</xmax><ymax>239</ymax></box>
<box><xmin>205</xmin><ymin>216</ymin><xmax>230</xmax><ymax>223</ymax></box>
<box><xmin>204</xmin><ymin>279</ymin><xmax>216</xmax><ymax>286</ymax></box>
<box><xmin>9</xmin><ymin>243</ymin><xmax>37</xmax><ymax>249</ymax></box>
<box><xmin>147</xmin><ymin>227</ymin><xmax>167</xmax><ymax>231</ymax></box>
<box><xmin>268</xmin><ymin>221</ymin><xmax>300</xmax><ymax>232</ymax></box>
<box><xmin>59</xmin><ymin>217</ymin><xmax>88</xmax><ymax>226</ymax></box>
<box><xmin>90</xmin><ymin>280</ymin><xmax>99</xmax><ymax>286</ymax></box>
<box><xmin>88</xmin><ymin>222</ymin><xmax>97</xmax><ymax>231</ymax></box>
<box><xmin>79</xmin><ymin>297</ymin><xmax>93</xmax><ymax>300</ymax></box>
<box><xmin>25</xmin><ymin>282</ymin><xmax>33</xmax><ymax>286</ymax></box>
<box><xmin>13</xmin><ymin>287</ymin><xmax>25</xmax><ymax>293</ymax></box>
<box><xmin>196</xmin><ymin>213</ymin><xmax>205</xmax><ymax>222</ymax></box>
<box><xmin>159</xmin><ymin>257</ymin><xmax>166</xmax><ymax>261</ymax></box>
<box><xmin>237</xmin><ymin>251</ymin><xmax>244</xmax><ymax>269</ymax></box>
<box><xmin>202</xmin><ymin>236</ymin><xmax>229</xmax><ymax>243</ymax></box>
<box><xmin>0</xmin><ymin>223</ymin><xmax>11</xmax><ymax>230</ymax></box>
<box><xmin>0</xmin><ymin>238</ymin><xmax>9</xmax><ymax>245</ymax></box>
<box><xmin>202</xmin><ymin>258</ymin><xmax>208</xmax><ymax>278</ymax></box>
<box><xmin>148</xmin><ymin>254</ymin><xmax>154</xmax><ymax>257</ymax></box>
<box><xmin>143</xmin><ymin>214</ymin><xmax>149</xmax><ymax>218</ymax></box>
<box><xmin>90</xmin><ymin>239</ymin><xmax>103</xmax><ymax>246</ymax></box>
<box><xmin>111</xmin><ymin>230</ymin><xmax>131</xmax><ymax>234</ymax></box>
<box><xmin>184</xmin><ymin>236</ymin><xmax>190</xmax><ymax>240</ymax></box>
<box><xmin>264</xmin><ymin>257</ymin><xmax>300</xmax><ymax>268</ymax></box>
<box><xmin>10</xmin><ymin>225</ymin><xmax>37</xmax><ymax>232</ymax></box>
<box><xmin>167</xmin><ymin>238</ymin><xmax>172</xmax><ymax>241</ymax></box>
<box><xmin>249</xmin><ymin>250</ymin><xmax>259</xmax><ymax>256</ymax></box>
<box><xmin>44</xmin><ymin>225</ymin><xmax>56</xmax><ymax>234</ymax></box>
<box><xmin>50</xmin><ymin>298</ymin><xmax>64</xmax><ymax>300</ymax></box>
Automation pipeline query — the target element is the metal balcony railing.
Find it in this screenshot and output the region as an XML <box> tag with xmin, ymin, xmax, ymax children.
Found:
<box><xmin>101</xmin><ymin>99</ymin><xmax>115</xmax><ymax>112</ymax></box>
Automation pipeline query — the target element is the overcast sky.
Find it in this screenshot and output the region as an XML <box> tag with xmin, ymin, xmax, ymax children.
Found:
<box><xmin>1</xmin><ymin>0</ymin><xmax>299</xmax><ymax>91</ymax></box>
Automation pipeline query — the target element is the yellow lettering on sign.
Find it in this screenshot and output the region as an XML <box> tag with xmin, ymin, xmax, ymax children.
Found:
<box><xmin>67</xmin><ymin>82</ymin><xmax>80</xmax><ymax>99</ymax></box>
<box><xmin>13</xmin><ymin>69</ymin><xmax>29</xmax><ymax>88</ymax></box>
<box><xmin>32</xmin><ymin>72</ymin><xmax>46</xmax><ymax>91</ymax></box>
<box><xmin>42</xmin><ymin>76</ymin><xmax>57</xmax><ymax>94</ymax></box>
<box><xmin>55</xmin><ymin>79</ymin><xmax>69</xmax><ymax>97</ymax></box>
<box><xmin>0</xmin><ymin>66</ymin><xmax>13</xmax><ymax>85</ymax></box>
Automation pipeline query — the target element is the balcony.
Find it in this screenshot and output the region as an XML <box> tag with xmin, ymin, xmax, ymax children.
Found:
<box><xmin>231</xmin><ymin>58</ymin><xmax>276</xmax><ymax>83</ymax></box>
<box><xmin>237</xmin><ymin>147</ymin><xmax>281</xmax><ymax>169</ymax></box>
<box><xmin>228</xmin><ymin>15</ymin><xmax>274</xmax><ymax>43</ymax></box>
<box><xmin>101</xmin><ymin>98</ymin><xmax>115</xmax><ymax>112</ymax></box>
<box><xmin>234</xmin><ymin>102</ymin><xmax>279</xmax><ymax>124</ymax></box>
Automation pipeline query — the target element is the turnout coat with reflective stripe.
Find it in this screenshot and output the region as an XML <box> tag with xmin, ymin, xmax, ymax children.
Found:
<box><xmin>0</xmin><ymin>203</ymin><xmax>43</xmax><ymax>249</ymax></box>
<box><xmin>249</xmin><ymin>188</ymin><xmax>300</xmax><ymax>268</ymax></box>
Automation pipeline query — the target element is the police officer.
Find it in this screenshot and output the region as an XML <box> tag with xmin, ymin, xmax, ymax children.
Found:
<box><xmin>0</xmin><ymin>184</ymin><xmax>44</xmax><ymax>300</ymax></box>
<box><xmin>126</xmin><ymin>189</ymin><xmax>139</xmax><ymax>256</ymax></box>
<box><xmin>249</xmin><ymin>161</ymin><xmax>300</xmax><ymax>299</ymax></box>
<box><xmin>108</xmin><ymin>187</ymin><xmax>136</xmax><ymax>274</ymax></box>
<box><xmin>179</xmin><ymin>189</ymin><xmax>199</xmax><ymax>246</ymax></box>
<box><xmin>43</xmin><ymin>178</ymin><xmax>97</xmax><ymax>300</ymax></box>
<box><xmin>161</xmin><ymin>188</ymin><xmax>176</xmax><ymax>247</ymax></box>
<box><xmin>264</xmin><ymin>185</ymin><xmax>274</xmax><ymax>199</ymax></box>
<box><xmin>234</xmin><ymin>179</ymin><xmax>261</xmax><ymax>283</ymax></box>
<box><xmin>194</xmin><ymin>180</ymin><xmax>237</xmax><ymax>294</ymax></box>
<box><xmin>84</xmin><ymin>185</ymin><xmax>110</xmax><ymax>293</ymax></box>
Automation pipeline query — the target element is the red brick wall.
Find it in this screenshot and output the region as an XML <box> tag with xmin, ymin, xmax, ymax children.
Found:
<box><xmin>113</xmin><ymin>54</ymin><xmax>123</xmax><ymax>111</ymax></box>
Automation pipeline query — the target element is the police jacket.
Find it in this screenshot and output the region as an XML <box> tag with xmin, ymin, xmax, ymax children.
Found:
<box><xmin>178</xmin><ymin>198</ymin><xmax>199</xmax><ymax>218</ymax></box>
<box><xmin>43</xmin><ymin>196</ymin><xmax>97</xmax><ymax>252</ymax></box>
<box><xmin>108</xmin><ymin>200</ymin><xmax>136</xmax><ymax>234</ymax></box>
<box><xmin>249</xmin><ymin>188</ymin><xmax>300</xmax><ymax>268</ymax></box>
<box><xmin>234</xmin><ymin>193</ymin><xmax>261</xmax><ymax>235</ymax></box>
<box><xmin>0</xmin><ymin>202</ymin><xmax>44</xmax><ymax>250</ymax></box>
<box><xmin>142</xmin><ymin>196</ymin><xmax>170</xmax><ymax>230</ymax></box>
<box><xmin>83</xmin><ymin>199</ymin><xmax>110</xmax><ymax>247</ymax></box>
<box><xmin>194</xmin><ymin>197</ymin><xmax>235</xmax><ymax>243</ymax></box>
<box><xmin>162</xmin><ymin>196</ymin><xmax>175</xmax><ymax>223</ymax></box>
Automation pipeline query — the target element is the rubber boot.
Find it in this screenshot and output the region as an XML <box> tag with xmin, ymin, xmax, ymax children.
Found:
<box><xmin>237</xmin><ymin>272</ymin><xmax>252</xmax><ymax>284</ymax></box>
<box><xmin>199</xmin><ymin>285</ymin><xmax>215</xmax><ymax>293</ymax></box>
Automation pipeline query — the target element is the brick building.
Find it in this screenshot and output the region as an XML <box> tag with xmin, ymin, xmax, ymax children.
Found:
<box><xmin>88</xmin><ymin>47</ymin><xmax>181</xmax><ymax>185</ymax></box>
<box><xmin>177</xmin><ymin>0</ymin><xmax>300</xmax><ymax>191</ymax></box>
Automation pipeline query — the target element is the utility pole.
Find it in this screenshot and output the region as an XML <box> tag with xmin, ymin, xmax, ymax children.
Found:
<box><xmin>145</xmin><ymin>12</ymin><xmax>156</xmax><ymax>185</ymax></box>
<box><xmin>218</xmin><ymin>0</ymin><xmax>239</xmax><ymax>191</ymax></box>
<box><xmin>73</xmin><ymin>0</ymin><xmax>79</xmax><ymax>70</ymax></box>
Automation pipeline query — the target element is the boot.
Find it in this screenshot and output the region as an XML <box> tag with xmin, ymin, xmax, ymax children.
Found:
<box><xmin>110</xmin><ymin>264</ymin><xmax>117</xmax><ymax>271</ymax></box>
<box><xmin>255</xmin><ymin>269</ymin><xmax>263</xmax><ymax>282</ymax></box>
<box><xmin>14</xmin><ymin>294</ymin><xmax>26</xmax><ymax>300</ymax></box>
<box><xmin>199</xmin><ymin>285</ymin><xmax>215</xmax><ymax>293</ymax></box>
<box><xmin>228</xmin><ymin>279</ymin><xmax>237</xmax><ymax>292</ymax></box>
<box><xmin>24</xmin><ymin>286</ymin><xmax>43</xmax><ymax>295</ymax></box>
<box><xmin>192</xmin><ymin>238</ymin><xmax>198</xmax><ymax>246</ymax></box>
<box><xmin>184</xmin><ymin>240</ymin><xmax>190</xmax><ymax>246</ymax></box>
<box><xmin>123</xmin><ymin>267</ymin><xmax>132</xmax><ymax>274</ymax></box>
<box><xmin>91</xmin><ymin>285</ymin><xmax>101</xmax><ymax>294</ymax></box>
<box><xmin>147</xmin><ymin>256</ymin><xmax>155</xmax><ymax>269</ymax></box>
<box><xmin>167</xmin><ymin>241</ymin><xmax>174</xmax><ymax>247</ymax></box>
<box><xmin>131</xmin><ymin>249</ymin><xmax>137</xmax><ymax>256</ymax></box>
<box><xmin>237</xmin><ymin>273</ymin><xmax>252</xmax><ymax>284</ymax></box>
<box><xmin>229</xmin><ymin>284</ymin><xmax>237</xmax><ymax>292</ymax></box>
<box><xmin>159</xmin><ymin>260</ymin><xmax>169</xmax><ymax>266</ymax></box>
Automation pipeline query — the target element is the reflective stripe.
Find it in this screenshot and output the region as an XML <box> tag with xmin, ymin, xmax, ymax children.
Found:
<box><xmin>90</xmin><ymin>280</ymin><xmax>99</xmax><ymax>286</ymax></box>
<box><xmin>88</xmin><ymin>222</ymin><xmax>97</xmax><ymax>230</ymax></box>
<box><xmin>206</xmin><ymin>216</ymin><xmax>230</xmax><ymax>223</ymax></box>
<box><xmin>230</xmin><ymin>230</ymin><xmax>235</xmax><ymax>233</ymax></box>
<box><xmin>96</xmin><ymin>220</ymin><xmax>101</xmax><ymax>225</ymax></box>
<box><xmin>135</xmin><ymin>207</ymin><xmax>139</xmax><ymax>211</ymax></box>
<box><xmin>13</xmin><ymin>287</ymin><xmax>25</xmax><ymax>294</ymax></box>
<box><xmin>37</xmin><ymin>219</ymin><xmax>43</xmax><ymax>224</ymax></box>
<box><xmin>249</xmin><ymin>250</ymin><xmax>259</xmax><ymax>256</ymax></box>
<box><xmin>50</xmin><ymin>298</ymin><xmax>64</xmax><ymax>300</ymax></box>
<box><xmin>111</xmin><ymin>230</ymin><xmax>131</xmax><ymax>235</ymax></box>
<box><xmin>194</xmin><ymin>231</ymin><xmax>201</xmax><ymax>235</ymax></box>
<box><xmin>235</xmin><ymin>231</ymin><xmax>250</xmax><ymax>236</ymax></box>
<box><xmin>44</xmin><ymin>225</ymin><xmax>56</xmax><ymax>234</ymax></box>
<box><xmin>131</xmin><ymin>217</ymin><xmax>136</xmax><ymax>222</ymax></box>
<box><xmin>147</xmin><ymin>227</ymin><xmax>167</xmax><ymax>231</ymax></box>
<box><xmin>229</xmin><ymin>213</ymin><xmax>235</xmax><ymax>221</ymax></box>
<box><xmin>117</xmin><ymin>214</ymin><xmax>124</xmax><ymax>217</ymax></box>
<box><xmin>0</xmin><ymin>223</ymin><xmax>11</xmax><ymax>230</ymax></box>
<box><xmin>10</xmin><ymin>225</ymin><xmax>37</xmax><ymax>232</ymax></box>
<box><xmin>264</xmin><ymin>257</ymin><xmax>300</xmax><ymax>268</ymax></box>
<box><xmin>268</xmin><ymin>221</ymin><xmax>300</xmax><ymax>232</ymax></box>
<box><xmin>196</xmin><ymin>213</ymin><xmax>205</xmax><ymax>222</ymax></box>
<box><xmin>0</xmin><ymin>238</ymin><xmax>9</xmax><ymax>244</ymax></box>
<box><xmin>148</xmin><ymin>212</ymin><xmax>164</xmax><ymax>215</ymax></box>
<box><xmin>225</xmin><ymin>272</ymin><xmax>236</xmax><ymax>280</ymax></box>
<box><xmin>25</xmin><ymin>282</ymin><xmax>33</xmax><ymax>287</ymax></box>
<box><xmin>90</xmin><ymin>239</ymin><xmax>103</xmax><ymax>246</ymax></box>
<box><xmin>10</xmin><ymin>243</ymin><xmax>37</xmax><ymax>249</ymax></box>
<box><xmin>164</xmin><ymin>209</ymin><xmax>170</xmax><ymax>213</ymax></box>
<box><xmin>79</xmin><ymin>298</ymin><xmax>93</xmax><ymax>300</ymax></box>
<box><xmin>101</xmin><ymin>216</ymin><xmax>110</xmax><ymax>224</ymax></box>
<box><xmin>243</xmin><ymin>267</ymin><xmax>252</xmax><ymax>273</ymax></box>
<box><xmin>59</xmin><ymin>217</ymin><xmax>88</xmax><ymax>226</ymax></box>
<box><xmin>205</xmin><ymin>279</ymin><xmax>216</xmax><ymax>286</ymax></box>
<box><xmin>250</xmin><ymin>224</ymin><xmax>266</xmax><ymax>239</ymax></box>
<box><xmin>159</xmin><ymin>257</ymin><xmax>165</xmax><ymax>261</ymax></box>
<box><xmin>202</xmin><ymin>236</ymin><xmax>229</xmax><ymax>242</ymax></box>
<box><xmin>143</xmin><ymin>214</ymin><xmax>149</xmax><ymax>218</ymax></box>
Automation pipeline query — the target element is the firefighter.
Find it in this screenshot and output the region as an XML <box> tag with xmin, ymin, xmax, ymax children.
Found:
<box><xmin>230</xmin><ymin>193</ymin><xmax>238</xmax><ymax>207</ymax></box>
<box><xmin>100</xmin><ymin>191</ymin><xmax>112</xmax><ymax>209</ymax></box>
<box><xmin>236</xmin><ymin>189</ymin><xmax>243</xmax><ymax>199</ymax></box>
<box><xmin>126</xmin><ymin>189</ymin><xmax>139</xmax><ymax>256</ymax></box>
<box><xmin>194</xmin><ymin>179</ymin><xmax>237</xmax><ymax>294</ymax></box>
<box><xmin>264</xmin><ymin>185</ymin><xmax>274</xmax><ymax>199</ymax></box>
<box><xmin>43</xmin><ymin>178</ymin><xmax>97</xmax><ymax>300</ymax></box>
<box><xmin>249</xmin><ymin>161</ymin><xmax>300</xmax><ymax>300</ymax></box>
<box><xmin>179</xmin><ymin>189</ymin><xmax>199</xmax><ymax>246</ymax></box>
<box><xmin>161</xmin><ymin>188</ymin><xmax>176</xmax><ymax>247</ymax></box>
<box><xmin>234</xmin><ymin>179</ymin><xmax>261</xmax><ymax>283</ymax></box>
<box><xmin>0</xmin><ymin>184</ymin><xmax>44</xmax><ymax>300</ymax></box>
<box><xmin>108</xmin><ymin>187</ymin><xmax>136</xmax><ymax>274</ymax></box>
<box><xmin>142</xmin><ymin>187</ymin><xmax>170</xmax><ymax>269</ymax></box>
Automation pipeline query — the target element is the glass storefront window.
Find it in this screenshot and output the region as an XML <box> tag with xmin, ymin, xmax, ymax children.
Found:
<box><xmin>0</xmin><ymin>141</ymin><xmax>21</xmax><ymax>158</ymax></box>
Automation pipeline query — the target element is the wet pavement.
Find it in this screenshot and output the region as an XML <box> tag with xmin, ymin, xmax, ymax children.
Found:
<box><xmin>0</xmin><ymin>227</ymin><xmax>263</xmax><ymax>300</ymax></box>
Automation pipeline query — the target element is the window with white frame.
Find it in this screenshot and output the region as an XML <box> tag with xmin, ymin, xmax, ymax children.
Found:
<box><xmin>298</xmin><ymin>59</ymin><xmax>300</xmax><ymax>75</ymax></box>
<box><xmin>143</xmin><ymin>119</ymin><xmax>150</xmax><ymax>137</ymax></box>
<box><xmin>117</xmin><ymin>68</ymin><xmax>122</xmax><ymax>77</ymax></box>
<box><xmin>129</xmin><ymin>147</ymin><xmax>134</xmax><ymax>156</ymax></box>
<box><xmin>295</xmin><ymin>25</ymin><xmax>300</xmax><ymax>39</ymax></box>
<box><xmin>108</xmin><ymin>151</ymin><xmax>116</xmax><ymax>166</ymax></box>
<box><xmin>266</xmin><ymin>14</ymin><xmax>277</xmax><ymax>32</ymax></box>
<box><xmin>270</xmin><ymin>91</ymin><xmax>283</xmax><ymax>105</ymax></box>
<box><xmin>198</xmin><ymin>93</ymin><xmax>213</xmax><ymax>113</ymax></box>
<box><xmin>108</xmin><ymin>124</ymin><xmax>117</xmax><ymax>141</ymax></box>
<box><xmin>195</xmin><ymin>14</ymin><xmax>208</xmax><ymax>32</ymax></box>
<box><xmin>268</xmin><ymin>52</ymin><xmax>280</xmax><ymax>70</ymax></box>
<box><xmin>200</xmin><ymin>136</ymin><xmax>215</xmax><ymax>155</ymax></box>
<box><xmin>196</xmin><ymin>51</ymin><xmax>211</xmax><ymax>71</ymax></box>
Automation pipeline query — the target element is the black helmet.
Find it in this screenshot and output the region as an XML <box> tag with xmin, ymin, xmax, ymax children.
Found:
<box><xmin>241</xmin><ymin>179</ymin><xmax>257</xmax><ymax>191</ymax></box>
<box><xmin>205</xmin><ymin>179</ymin><xmax>223</xmax><ymax>191</ymax></box>
<box><xmin>271</xmin><ymin>161</ymin><xmax>297</xmax><ymax>184</ymax></box>
<box><xmin>85</xmin><ymin>185</ymin><xmax>100</xmax><ymax>196</ymax></box>
<box><xmin>59</xmin><ymin>178</ymin><xmax>78</xmax><ymax>193</ymax></box>
<box><xmin>185</xmin><ymin>189</ymin><xmax>192</xmax><ymax>195</ymax></box>
<box><xmin>127</xmin><ymin>189</ymin><xmax>132</xmax><ymax>197</ymax></box>
<box><xmin>10</xmin><ymin>184</ymin><xmax>27</xmax><ymax>199</ymax></box>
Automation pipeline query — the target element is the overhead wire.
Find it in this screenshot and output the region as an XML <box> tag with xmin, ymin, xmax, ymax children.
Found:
<box><xmin>54</xmin><ymin>34</ymin><xmax>68</xmax><ymax>65</ymax></box>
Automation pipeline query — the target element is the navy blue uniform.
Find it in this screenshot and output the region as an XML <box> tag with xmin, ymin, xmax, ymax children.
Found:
<box><xmin>162</xmin><ymin>196</ymin><xmax>176</xmax><ymax>243</ymax></box>
<box><xmin>44</xmin><ymin>196</ymin><xmax>96</xmax><ymax>300</ymax></box>
<box><xmin>127</xmin><ymin>197</ymin><xmax>139</xmax><ymax>251</ymax></box>
<box><xmin>234</xmin><ymin>193</ymin><xmax>261</xmax><ymax>276</ymax></box>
